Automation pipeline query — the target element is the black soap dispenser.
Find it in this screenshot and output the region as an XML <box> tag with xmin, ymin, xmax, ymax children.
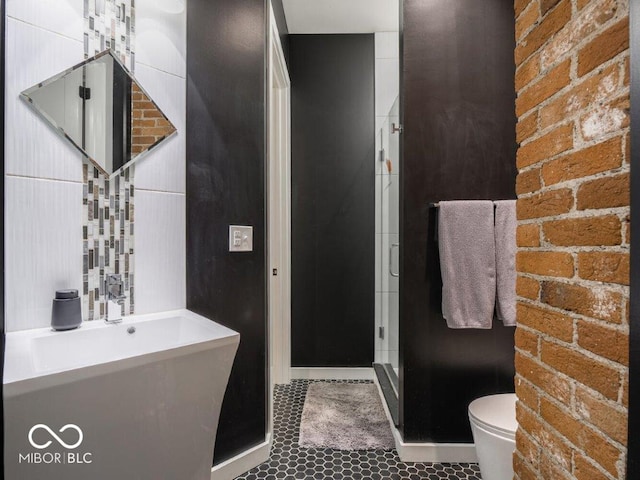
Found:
<box><xmin>51</xmin><ymin>289</ymin><xmax>82</xmax><ymax>331</ymax></box>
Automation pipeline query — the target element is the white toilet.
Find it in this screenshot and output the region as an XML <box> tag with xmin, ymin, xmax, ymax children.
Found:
<box><xmin>468</xmin><ymin>393</ymin><xmax>518</xmax><ymax>480</ymax></box>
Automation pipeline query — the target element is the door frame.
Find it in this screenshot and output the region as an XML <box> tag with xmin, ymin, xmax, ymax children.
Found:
<box><xmin>267</xmin><ymin>1</ymin><xmax>292</xmax><ymax>397</ymax></box>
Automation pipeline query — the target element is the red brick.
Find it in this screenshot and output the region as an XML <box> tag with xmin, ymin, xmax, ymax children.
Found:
<box><xmin>517</xmin><ymin>276</ymin><xmax>541</xmax><ymax>300</ymax></box>
<box><xmin>517</xmin><ymin>302</ymin><xmax>574</xmax><ymax>342</ymax></box>
<box><xmin>542</xmin><ymin>215</ymin><xmax>622</xmax><ymax>246</ymax></box>
<box><xmin>516</xmin><ymin>124</ymin><xmax>573</xmax><ymax>168</ymax></box>
<box><xmin>515</xmin><ymin>0</ymin><xmax>571</xmax><ymax>65</ymax></box>
<box><xmin>515</xmin><ymin>429</ymin><xmax>540</xmax><ymax>470</ymax></box>
<box><xmin>517</xmin><ymin>113</ymin><xmax>539</xmax><ymax>143</ymax></box>
<box><xmin>516</xmin><ymin>168</ymin><xmax>542</xmax><ymax>195</ymax></box>
<box><xmin>540</xmin><ymin>396</ymin><xmax>624</xmax><ymax>474</ymax></box>
<box><xmin>625</xmin><ymin>213</ymin><xmax>631</xmax><ymax>245</ymax></box>
<box><xmin>515</xmin><ymin>352</ymin><xmax>572</xmax><ymax>402</ymax></box>
<box><xmin>514</xmin><ymin>453</ymin><xmax>538</xmax><ymax>480</ymax></box>
<box><xmin>578</xmin><ymin>18</ymin><xmax>630</xmax><ymax>77</ymax></box>
<box><xmin>516</xmin><ymin>54</ymin><xmax>541</xmax><ymax>92</ymax></box>
<box><xmin>516</xmin><ymin>328</ymin><xmax>540</xmax><ymax>356</ymax></box>
<box><xmin>575</xmin><ymin>386</ymin><xmax>628</xmax><ymax>444</ymax></box>
<box><xmin>574</xmin><ymin>454</ymin><xmax>612</xmax><ymax>480</ymax></box>
<box><xmin>625</xmin><ymin>131</ymin><xmax>631</xmax><ymax>164</ymax></box>
<box><xmin>539</xmin><ymin>453</ymin><xmax>572</xmax><ymax>480</ymax></box>
<box><xmin>577</xmin><ymin>320</ymin><xmax>629</xmax><ymax>365</ymax></box>
<box><xmin>516</xmin><ymin>2</ymin><xmax>540</xmax><ymax>40</ymax></box>
<box><xmin>539</xmin><ymin>64</ymin><xmax>619</xmax><ymax>130</ymax></box>
<box><xmin>624</xmin><ymin>54</ymin><xmax>630</xmax><ymax>86</ymax></box>
<box><xmin>540</xmin><ymin>137</ymin><xmax>622</xmax><ymax>186</ymax></box>
<box><xmin>515</xmin><ymin>0</ymin><xmax>536</xmax><ymax>18</ymax></box>
<box><xmin>541</xmin><ymin>280</ymin><xmax>623</xmax><ymax>323</ymax></box>
<box><xmin>516</xmin><ymin>251</ymin><xmax>574</xmax><ymax>277</ymax></box>
<box><xmin>541</xmin><ymin>340</ymin><xmax>621</xmax><ymax>399</ymax></box>
<box><xmin>516</xmin><ymin>377</ymin><xmax>540</xmax><ymax>412</ymax></box>
<box><xmin>578</xmin><ymin>251</ymin><xmax>629</xmax><ymax>285</ymax></box>
<box><xmin>517</xmin><ymin>224</ymin><xmax>541</xmax><ymax>247</ymax></box>
<box><xmin>577</xmin><ymin>172</ymin><xmax>630</xmax><ymax>210</ymax></box>
<box><xmin>540</xmin><ymin>0</ymin><xmax>561</xmax><ymax>14</ymax></box>
<box><xmin>516</xmin><ymin>188</ymin><xmax>573</xmax><ymax>220</ymax></box>
<box><xmin>579</xmin><ymin>95</ymin><xmax>630</xmax><ymax>141</ymax></box>
<box><xmin>516</xmin><ymin>59</ymin><xmax>571</xmax><ymax>117</ymax></box>
<box><xmin>517</xmin><ymin>402</ymin><xmax>573</xmax><ymax>470</ymax></box>
<box><xmin>539</xmin><ymin>0</ymin><xmax>619</xmax><ymax>70</ymax></box>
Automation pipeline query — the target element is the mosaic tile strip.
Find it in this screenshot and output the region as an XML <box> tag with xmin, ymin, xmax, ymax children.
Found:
<box><xmin>235</xmin><ymin>380</ymin><xmax>482</xmax><ymax>480</ymax></box>
<box><xmin>83</xmin><ymin>0</ymin><xmax>135</xmax><ymax>321</ymax></box>
<box><xmin>82</xmin><ymin>164</ymin><xmax>135</xmax><ymax>320</ymax></box>
<box><xmin>84</xmin><ymin>0</ymin><xmax>135</xmax><ymax>72</ymax></box>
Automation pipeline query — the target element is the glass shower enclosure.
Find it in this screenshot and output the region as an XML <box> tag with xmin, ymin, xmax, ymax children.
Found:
<box><xmin>374</xmin><ymin>96</ymin><xmax>400</xmax><ymax>423</ymax></box>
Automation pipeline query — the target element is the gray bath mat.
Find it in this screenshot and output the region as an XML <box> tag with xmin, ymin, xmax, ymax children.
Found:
<box><xmin>299</xmin><ymin>382</ymin><xmax>395</xmax><ymax>450</ymax></box>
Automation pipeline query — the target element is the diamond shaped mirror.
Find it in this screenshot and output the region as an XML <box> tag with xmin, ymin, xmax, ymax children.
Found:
<box><xmin>21</xmin><ymin>50</ymin><xmax>177</xmax><ymax>177</ymax></box>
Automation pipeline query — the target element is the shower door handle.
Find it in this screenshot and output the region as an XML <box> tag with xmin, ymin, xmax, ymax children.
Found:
<box><xmin>389</xmin><ymin>243</ymin><xmax>400</xmax><ymax>278</ymax></box>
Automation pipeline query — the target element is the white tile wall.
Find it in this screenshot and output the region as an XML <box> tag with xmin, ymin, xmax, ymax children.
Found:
<box><xmin>135</xmin><ymin>190</ymin><xmax>186</xmax><ymax>314</ymax></box>
<box><xmin>374</xmin><ymin>32</ymin><xmax>399</xmax><ymax>60</ymax></box>
<box><xmin>374</xmin><ymin>116</ymin><xmax>388</xmax><ymax>176</ymax></box>
<box><xmin>382</xmin><ymin>175</ymin><xmax>399</xmax><ymax>235</ymax></box>
<box><xmin>133</xmin><ymin>0</ymin><xmax>187</xmax><ymax>314</ymax></box>
<box><xmin>380</xmin><ymin>291</ymin><xmax>399</xmax><ymax>364</ymax></box>
<box><xmin>375</xmin><ymin>233</ymin><xmax>382</xmax><ymax>291</ymax></box>
<box><xmin>385</xmin><ymin>292</ymin><xmax>399</xmax><ymax>346</ymax></box>
<box><xmin>5</xmin><ymin>0</ymin><xmax>187</xmax><ymax>331</ymax></box>
<box><xmin>5</xmin><ymin>18</ymin><xmax>85</xmax><ymax>182</ymax></box>
<box><xmin>375</xmin><ymin>292</ymin><xmax>383</xmax><ymax>354</ymax></box>
<box><xmin>381</xmin><ymin>233</ymin><xmax>400</xmax><ymax>294</ymax></box>
<box><xmin>375</xmin><ymin>58</ymin><xmax>399</xmax><ymax>117</ymax></box>
<box><xmin>374</xmin><ymin>32</ymin><xmax>400</xmax><ymax>363</ymax></box>
<box><xmin>134</xmin><ymin>63</ymin><xmax>186</xmax><ymax>193</ymax></box>
<box><xmin>135</xmin><ymin>0</ymin><xmax>186</xmax><ymax>78</ymax></box>
<box><xmin>6</xmin><ymin>177</ymin><xmax>83</xmax><ymax>331</ymax></box>
<box><xmin>375</xmin><ymin>175</ymin><xmax>382</xmax><ymax>234</ymax></box>
<box><xmin>6</xmin><ymin>0</ymin><xmax>84</xmax><ymax>42</ymax></box>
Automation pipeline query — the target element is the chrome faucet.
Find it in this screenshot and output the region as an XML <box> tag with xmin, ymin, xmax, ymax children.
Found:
<box><xmin>105</xmin><ymin>273</ymin><xmax>126</xmax><ymax>324</ymax></box>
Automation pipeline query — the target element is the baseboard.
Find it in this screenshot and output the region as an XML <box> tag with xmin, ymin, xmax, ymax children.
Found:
<box><xmin>210</xmin><ymin>433</ymin><xmax>271</xmax><ymax>480</ymax></box>
<box><xmin>372</xmin><ymin>376</ymin><xmax>478</xmax><ymax>463</ymax></box>
<box><xmin>290</xmin><ymin>367</ymin><xmax>375</xmax><ymax>380</ymax></box>
<box><xmin>392</xmin><ymin>431</ymin><xmax>478</xmax><ymax>463</ymax></box>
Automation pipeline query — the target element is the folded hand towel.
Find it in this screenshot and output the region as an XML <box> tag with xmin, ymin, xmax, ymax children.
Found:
<box><xmin>494</xmin><ymin>200</ymin><xmax>517</xmax><ymax>327</ymax></box>
<box><xmin>438</xmin><ymin>200</ymin><xmax>496</xmax><ymax>329</ymax></box>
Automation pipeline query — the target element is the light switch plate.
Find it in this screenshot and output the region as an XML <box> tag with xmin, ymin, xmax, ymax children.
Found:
<box><xmin>229</xmin><ymin>225</ymin><xmax>253</xmax><ymax>252</ymax></box>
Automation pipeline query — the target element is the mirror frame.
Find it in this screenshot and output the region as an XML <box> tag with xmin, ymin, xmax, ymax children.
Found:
<box><xmin>20</xmin><ymin>49</ymin><xmax>177</xmax><ymax>178</ymax></box>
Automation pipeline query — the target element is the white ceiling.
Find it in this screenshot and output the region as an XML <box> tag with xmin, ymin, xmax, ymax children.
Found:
<box><xmin>282</xmin><ymin>0</ymin><xmax>399</xmax><ymax>34</ymax></box>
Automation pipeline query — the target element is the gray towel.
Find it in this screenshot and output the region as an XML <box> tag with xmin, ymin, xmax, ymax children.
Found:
<box><xmin>494</xmin><ymin>200</ymin><xmax>517</xmax><ymax>327</ymax></box>
<box><xmin>438</xmin><ymin>201</ymin><xmax>496</xmax><ymax>329</ymax></box>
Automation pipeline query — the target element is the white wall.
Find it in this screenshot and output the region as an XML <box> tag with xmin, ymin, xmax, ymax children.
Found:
<box><xmin>133</xmin><ymin>0</ymin><xmax>187</xmax><ymax>315</ymax></box>
<box><xmin>374</xmin><ymin>32</ymin><xmax>399</xmax><ymax>366</ymax></box>
<box><xmin>4</xmin><ymin>0</ymin><xmax>187</xmax><ymax>331</ymax></box>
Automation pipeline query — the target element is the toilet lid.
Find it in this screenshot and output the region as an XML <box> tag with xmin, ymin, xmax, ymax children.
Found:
<box><xmin>468</xmin><ymin>393</ymin><xmax>517</xmax><ymax>436</ymax></box>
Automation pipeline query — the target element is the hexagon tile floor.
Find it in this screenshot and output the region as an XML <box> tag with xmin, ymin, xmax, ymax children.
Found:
<box><xmin>234</xmin><ymin>379</ymin><xmax>482</xmax><ymax>480</ymax></box>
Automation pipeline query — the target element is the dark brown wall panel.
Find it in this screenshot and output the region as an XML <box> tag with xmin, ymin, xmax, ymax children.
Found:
<box><xmin>401</xmin><ymin>0</ymin><xmax>517</xmax><ymax>442</ymax></box>
<box><xmin>186</xmin><ymin>0</ymin><xmax>267</xmax><ymax>464</ymax></box>
<box><xmin>290</xmin><ymin>34</ymin><xmax>375</xmax><ymax>367</ymax></box>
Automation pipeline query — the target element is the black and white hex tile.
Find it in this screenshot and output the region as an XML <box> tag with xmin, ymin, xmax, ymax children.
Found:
<box><xmin>234</xmin><ymin>380</ymin><xmax>481</xmax><ymax>480</ymax></box>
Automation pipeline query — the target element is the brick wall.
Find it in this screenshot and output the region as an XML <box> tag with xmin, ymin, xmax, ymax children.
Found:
<box><xmin>131</xmin><ymin>83</ymin><xmax>175</xmax><ymax>156</ymax></box>
<box><xmin>513</xmin><ymin>0</ymin><xmax>630</xmax><ymax>479</ymax></box>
